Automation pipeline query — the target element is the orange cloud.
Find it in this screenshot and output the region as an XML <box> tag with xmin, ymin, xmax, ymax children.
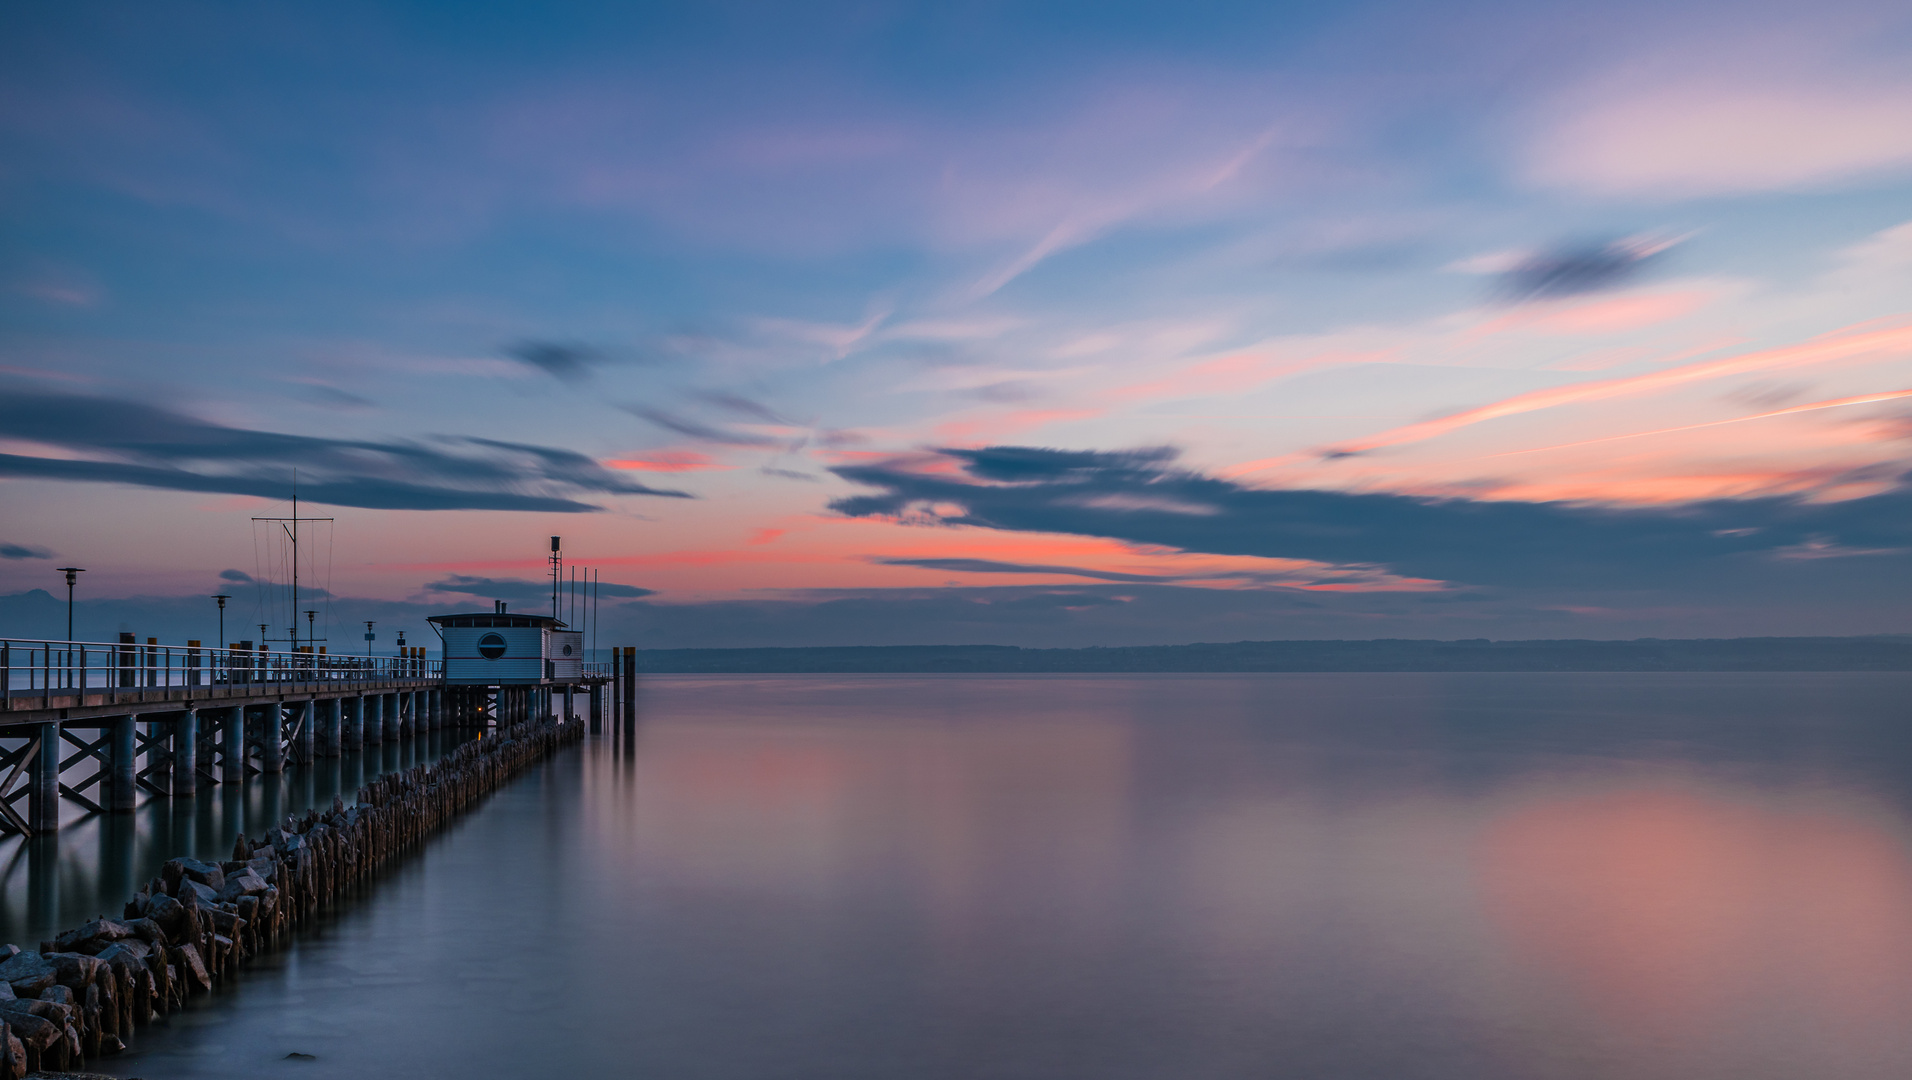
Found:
<box><xmin>1469</xmin><ymin>289</ymin><xmax>1716</xmax><ymax>338</ymax></box>
<box><xmin>1314</xmin><ymin>320</ymin><xmax>1912</xmax><ymax>460</ymax></box>
<box><xmin>605</xmin><ymin>449</ymin><xmax>733</xmax><ymax>472</ymax></box>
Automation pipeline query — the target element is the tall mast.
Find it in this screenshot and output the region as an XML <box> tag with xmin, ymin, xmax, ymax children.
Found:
<box><xmin>291</xmin><ymin>471</ymin><xmax>298</xmax><ymax>656</ymax></box>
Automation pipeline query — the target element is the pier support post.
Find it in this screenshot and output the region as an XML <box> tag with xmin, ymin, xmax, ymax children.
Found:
<box><xmin>262</xmin><ymin>703</ymin><xmax>286</xmax><ymax>774</ymax></box>
<box><xmin>29</xmin><ymin>722</ymin><xmax>59</xmax><ymax>833</ymax></box>
<box><xmin>197</xmin><ymin>709</ymin><xmax>217</xmax><ymax>782</ymax></box>
<box><xmin>173</xmin><ymin>710</ymin><xmax>198</xmax><ymax>796</ymax></box>
<box><xmin>145</xmin><ymin>716</ymin><xmax>172</xmax><ymax>798</ymax></box>
<box><xmin>364</xmin><ymin>694</ymin><xmax>383</xmax><ymax>746</ymax></box>
<box><xmin>622</xmin><ymin>646</ymin><xmax>636</xmax><ymax>723</ymax></box>
<box><xmin>109</xmin><ymin>714</ymin><xmax>138</xmax><ymax>811</ymax></box>
<box><xmin>322</xmin><ymin>698</ymin><xmax>341</xmax><ymax>757</ymax></box>
<box><xmin>295</xmin><ymin>699</ymin><xmax>315</xmax><ymax>764</ymax></box>
<box><xmin>344</xmin><ymin>696</ymin><xmax>363</xmax><ymax>752</ymax></box>
<box><xmin>384</xmin><ymin>693</ymin><xmax>400</xmax><ymax>742</ymax></box>
<box><xmin>588</xmin><ymin>684</ymin><xmax>601</xmax><ymax>732</ymax></box>
<box><xmin>221</xmin><ymin>705</ymin><xmax>244</xmax><ymax>783</ymax></box>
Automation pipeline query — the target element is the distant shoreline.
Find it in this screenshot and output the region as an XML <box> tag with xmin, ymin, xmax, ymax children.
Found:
<box><xmin>629</xmin><ymin>636</ymin><xmax>1912</xmax><ymax>674</ymax></box>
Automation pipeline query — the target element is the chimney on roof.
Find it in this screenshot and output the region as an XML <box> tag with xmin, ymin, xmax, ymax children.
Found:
<box><xmin>495</xmin><ymin>600</ymin><xmax>507</xmax><ymax>614</ymax></box>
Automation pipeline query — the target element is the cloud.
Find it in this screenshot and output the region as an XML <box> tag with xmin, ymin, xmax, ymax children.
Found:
<box><xmin>873</xmin><ymin>556</ymin><xmax>1173</xmax><ymax>584</ymax></box>
<box><xmin>1527</xmin><ymin>76</ymin><xmax>1912</xmax><ymax>197</ymax></box>
<box><xmin>0</xmin><ymin>387</ymin><xmax>692</xmax><ymax>511</ymax></box>
<box><xmin>624</xmin><ymin>406</ymin><xmax>784</xmax><ymax>448</ymax></box>
<box><xmin>605</xmin><ymin>449</ymin><xmax>732</xmax><ymax>473</ymax></box>
<box><xmin>829</xmin><ymin>445</ymin><xmax>1912</xmax><ymax>592</ymax></box>
<box><xmin>692</xmin><ymin>391</ymin><xmax>790</xmax><ymax>425</ymax></box>
<box><xmin>505</xmin><ymin>340</ymin><xmax>603</xmax><ymax>382</ymax></box>
<box><xmin>0</xmin><ymin>543</ymin><xmax>52</xmax><ymax>560</ymax></box>
<box><xmin>219</xmin><ymin>568</ymin><xmax>253</xmax><ymax>583</ymax></box>
<box><xmin>1497</xmin><ymin>235</ymin><xmax>1683</xmax><ymax>301</ymax></box>
<box><xmin>424</xmin><ymin>575</ymin><xmax>656</xmax><ymax>603</ymax></box>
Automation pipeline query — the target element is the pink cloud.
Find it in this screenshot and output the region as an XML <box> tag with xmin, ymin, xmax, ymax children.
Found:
<box><xmin>1316</xmin><ymin>320</ymin><xmax>1912</xmax><ymax>459</ymax></box>
<box><xmin>605</xmin><ymin>450</ymin><xmax>734</xmax><ymax>473</ymax></box>
<box><xmin>1527</xmin><ymin>77</ymin><xmax>1912</xmax><ymax>196</ymax></box>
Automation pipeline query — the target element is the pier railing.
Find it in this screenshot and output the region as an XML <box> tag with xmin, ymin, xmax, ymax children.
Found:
<box><xmin>1</xmin><ymin>635</ymin><xmax>440</xmax><ymax>704</ymax></box>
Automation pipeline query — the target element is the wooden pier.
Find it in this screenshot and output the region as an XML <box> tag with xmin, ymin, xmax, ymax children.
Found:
<box><xmin>0</xmin><ymin>635</ymin><xmax>612</xmax><ymax>837</ymax></box>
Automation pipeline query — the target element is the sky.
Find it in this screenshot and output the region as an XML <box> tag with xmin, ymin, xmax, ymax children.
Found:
<box><xmin>3</xmin><ymin>0</ymin><xmax>1912</xmax><ymax>649</ymax></box>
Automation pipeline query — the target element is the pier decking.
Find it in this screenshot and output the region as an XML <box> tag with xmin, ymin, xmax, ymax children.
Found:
<box><xmin>0</xmin><ymin>636</ymin><xmax>612</xmax><ymax>837</ymax></box>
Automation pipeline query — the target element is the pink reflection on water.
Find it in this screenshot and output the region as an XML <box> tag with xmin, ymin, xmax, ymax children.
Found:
<box><xmin>1481</xmin><ymin>787</ymin><xmax>1912</xmax><ymax>1072</ymax></box>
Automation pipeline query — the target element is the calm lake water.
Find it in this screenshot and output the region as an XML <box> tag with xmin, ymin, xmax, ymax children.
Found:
<box><xmin>67</xmin><ymin>672</ymin><xmax>1912</xmax><ymax>1079</ymax></box>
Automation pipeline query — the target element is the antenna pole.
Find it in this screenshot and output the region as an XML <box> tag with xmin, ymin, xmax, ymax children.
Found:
<box><xmin>550</xmin><ymin>536</ymin><xmax>562</xmax><ymax>622</ymax></box>
<box><xmin>291</xmin><ymin>471</ymin><xmax>299</xmax><ymax>656</ymax></box>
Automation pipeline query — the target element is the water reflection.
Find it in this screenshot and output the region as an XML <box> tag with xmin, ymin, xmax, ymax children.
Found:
<box><xmin>76</xmin><ymin>673</ymin><xmax>1912</xmax><ymax>1079</ymax></box>
<box><xmin>0</xmin><ymin>728</ymin><xmax>476</xmax><ymax>949</ymax></box>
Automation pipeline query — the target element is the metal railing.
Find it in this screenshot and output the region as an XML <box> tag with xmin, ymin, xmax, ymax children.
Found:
<box><xmin>2</xmin><ymin>635</ymin><xmax>440</xmax><ymax>703</ymax></box>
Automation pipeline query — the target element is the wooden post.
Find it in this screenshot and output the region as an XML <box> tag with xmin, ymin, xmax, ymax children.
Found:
<box><xmin>344</xmin><ymin>696</ymin><xmax>364</xmax><ymax>752</ymax></box>
<box><xmin>322</xmin><ymin>698</ymin><xmax>342</xmax><ymax>757</ymax></box>
<box><xmin>296</xmin><ymin>699</ymin><xmax>315</xmax><ymax>763</ymax></box>
<box><xmin>29</xmin><ymin>721</ymin><xmax>59</xmax><ymax>833</ymax></box>
<box><xmin>622</xmin><ymin>646</ymin><xmax>636</xmax><ymax>723</ymax></box>
<box><xmin>174</xmin><ymin>709</ymin><xmax>198</xmax><ymax>797</ymax></box>
<box><xmin>221</xmin><ymin>705</ymin><xmax>244</xmax><ymax>782</ymax></box>
<box><xmin>364</xmin><ymin>694</ymin><xmax>383</xmax><ymax>746</ymax></box>
<box><xmin>262</xmin><ymin>703</ymin><xmax>286</xmax><ymax>773</ymax></box>
<box><xmin>110</xmin><ymin>714</ymin><xmax>138</xmax><ymax>811</ymax></box>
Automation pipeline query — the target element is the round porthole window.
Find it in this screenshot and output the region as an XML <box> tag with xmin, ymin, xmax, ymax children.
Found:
<box><xmin>478</xmin><ymin>633</ymin><xmax>507</xmax><ymax>660</ymax></box>
<box><xmin>562</xmin><ymin>644</ymin><xmax>573</xmax><ymax>656</ymax></box>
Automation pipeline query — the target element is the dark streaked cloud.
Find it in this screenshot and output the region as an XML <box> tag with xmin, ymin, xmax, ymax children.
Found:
<box><xmin>0</xmin><ymin>543</ymin><xmax>52</xmax><ymax>560</ymax></box>
<box><xmin>424</xmin><ymin>575</ymin><xmax>656</xmax><ymax>603</ymax></box>
<box><xmin>625</xmin><ymin>406</ymin><xmax>784</xmax><ymax>447</ymax></box>
<box><xmin>219</xmin><ymin>568</ymin><xmax>253</xmax><ymax>583</ymax></box>
<box><xmin>694</xmin><ymin>391</ymin><xmax>790</xmax><ymax>425</ymax></box>
<box><xmin>1498</xmin><ymin>235</ymin><xmax>1678</xmax><ymax>301</ymax></box>
<box><xmin>830</xmin><ymin>445</ymin><xmax>1912</xmax><ymax>591</ymax></box>
<box><xmin>761</xmin><ymin>467</ymin><xmax>822</xmax><ymax>482</ymax></box>
<box><xmin>505</xmin><ymin>341</ymin><xmax>603</xmax><ymax>382</ymax></box>
<box><xmin>0</xmin><ymin>387</ymin><xmax>691</xmax><ymax>511</ymax></box>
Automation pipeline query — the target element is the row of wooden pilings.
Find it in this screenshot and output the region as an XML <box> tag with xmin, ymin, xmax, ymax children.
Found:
<box><xmin>0</xmin><ymin>712</ymin><xmax>586</xmax><ymax>1075</ymax></box>
<box><xmin>3</xmin><ymin>683</ymin><xmax>570</xmax><ymax>836</ymax></box>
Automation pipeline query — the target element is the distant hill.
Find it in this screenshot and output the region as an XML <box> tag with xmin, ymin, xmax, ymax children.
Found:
<box><xmin>632</xmin><ymin>637</ymin><xmax>1912</xmax><ymax>673</ymax></box>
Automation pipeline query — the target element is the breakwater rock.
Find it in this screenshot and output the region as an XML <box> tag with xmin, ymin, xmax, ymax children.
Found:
<box><xmin>0</xmin><ymin>715</ymin><xmax>584</xmax><ymax>1076</ymax></box>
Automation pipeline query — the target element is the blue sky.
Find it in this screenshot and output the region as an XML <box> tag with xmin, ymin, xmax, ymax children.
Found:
<box><xmin>3</xmin><ymin>0</ymin><xmax>1912</xmax><ymax>648</ymax></box>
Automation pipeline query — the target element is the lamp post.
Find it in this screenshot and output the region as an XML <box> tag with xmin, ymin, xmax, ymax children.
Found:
<box><xmin>57</xmin><ymin>567</ymin><xmax>85</xmax><ymax>642</ymax></box>
<box><xmin>211</xmin><ymin>594</ymin><xmax>230</xmax><ymax>683</ymax></box>
<box><xmin>57</xmin><ymin>566</ymin><xmax>84</xmax><ymax>688</ymax></box>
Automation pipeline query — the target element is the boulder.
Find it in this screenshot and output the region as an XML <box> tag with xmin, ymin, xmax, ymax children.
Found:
<box><xmin>127</xmin><ymin>917</ymin><xmax>169</xmax><ymax>948</ymax></box>
<box><xmin>180</xmin><ymin>879</ymin><xmax>221</xmax><ymax>906</ymax></box>
<box><xmin>0</xmin><ymin>1006</ymin><xmax>58</xmax><ymax>1061</ymax></box>
<box><xmin>0</xmin><ymin>954</ymin><xmax>55</xmax><ymax>999</ymax></box>
<box><xmin>161</xmin><ymin>857</ymin><xmax>225</xmax><ymax>893</ymax></box>
<box><xmin>220</xmin><ymin>869</ymin><xmax>269</xmax><ymax>901</ymax></box>
<box><xmin>1</xmin><ymin>1020</ymin><xmax>21</xmax><ymax>1080</ymax></box>
<box><xmin>52</xmin><ymin>918</ymin><xmax>133</xmax><ymax>954</ymax></box>
<box><xmin>142</xmin><ymin>894</ymin><xmax>187</xmax><ymax>940</ymax></box>
<box><xmin>168</xmin><ymin>945</ymin><xmax>211</xmax><ymax>993</ymax></box>
<box><xmin>98</xmin><ymin>939</ymin><xmax>152</xmax><ymax>965</ymax></box>
<box><xmin>46</xmin><ymin>953</ymin><xmax>104</xmax><ymax>994</ymax></box>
